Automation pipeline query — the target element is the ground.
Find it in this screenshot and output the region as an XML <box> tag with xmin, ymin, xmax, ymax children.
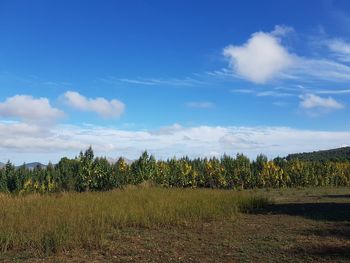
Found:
<box><xmin>1</xmin><ymin>187</ymin><xmax>350</xmax><ymax>262</ymax></box>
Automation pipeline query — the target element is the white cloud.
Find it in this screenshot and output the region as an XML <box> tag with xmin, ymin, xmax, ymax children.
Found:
<box><xmin>0</xmin><ymin>95</ymin><xmax>64</xmax><ymax>123</ymax></box>
<box><xmin>327</xmin><ymin>38</ymin><xmax>350</xmax><ymax>62</ymax></box>
<box><xmin>1</xmin><ymin>122</ymin><xmax>350</xmax><ymax>165</ymax></box>
<box><xmin>0</xmin><ymin>121</ymin><xmax>50</xmax><ymax>137</ymax></box>
<box><xmin>63</xmin><ymin>91</ymin><xmax>125</xmax><ymax>118</ymax></box>
<box><xmin>256</xmin><ymin>91</ymin><xmax>293</xmax><ymax>97</ymax></box>
<box><xmin>186</xmin><ymin>101</ymin><xmax>214</xmax><ymax>108</ymax></box>
<box><xmin>293</xmin><ymin>58</ymin><xmax>350</xmax><ymax>82</ymax></box>
<box><xmin>223</xmin><ymin>26</ymin><xmax>350</xmax><ymax>85</ymax></box>
<box><xmin>230</xmin><ymin>88</ymin><xmax>254</xmax><ymax>94</ymax></box>
<box><xmin>223</xmin><ymin>26</ymin><xmax>296</xmax><ymax>84</ymax></box>
<box><xmin>299</xmin><ymin>93</ymin><xmax>344</xmax><ymax>110</ymax></box>
<box><xmin>118</xmin><ymin>78</ymin><xmax>159</xmax><ymax>86</ymax></box>
<box><xmin>231</xmin><ymin>88</ymin><xmax>294</xmax><ymax>98</ymax></box>
<box><xmin>108</xmin><ymin>77</ymin><xmax>206</xmax><ymax>87</ymax></box>
<box><xmin>316</xmin><ymin>88</ymin><xmax>350</xmax><ymax>95</ymax></box>
<box><xmin>271</xmin><ymin>25</ymin><xmax>294</xmax><ymax>36</ymax></box>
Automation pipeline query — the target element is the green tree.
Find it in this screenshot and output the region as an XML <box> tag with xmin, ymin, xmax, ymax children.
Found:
<box><xmin>56</xmin><ymin>157</ymin><xmax>78</xmax><ymax>191</ymax></box>
<box><xmin>90</xmin><ymin>157</ymin><xmax>113</xmax><ymax>191</ymax></box>
<box><xmin>130</xmin><ymin>151</ymin><xmax>156</xmax><ymax>185</ymax></box>
<box><xmin>5</xmin><ymin>161</ymin><xmax>17</xmax><ymax>192</ymax></box>
<box><xmin>76</xmin><ymin>146</ymin><xmax>95</xmax><ymax>191</ymax></box>
<box><xmin>112</xmin><ymin>157</ymin><xmax>131</xmax><ymax>187</ymax></box>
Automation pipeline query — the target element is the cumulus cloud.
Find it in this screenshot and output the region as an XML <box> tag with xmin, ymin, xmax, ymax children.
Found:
<box><xmin>0</xmin><ymin>95</ymin><xmax>64</xmax><ymax>123</ymax></box>
<box><xmin>185</xmin><ymin>101</ymin><xmax>214</xmax><ymax>108</ymax></box>
<box><xmin>1</xmin><ymin>122</ymin><xmax>350</xmax><ymax>165</ymax></box>
<box><xmin>223</xmin><ymin>26</ymin><xmax>296</xmax><ymax>83</ymax></box>
<box><xmin>299</xmin><ymin>94</ymin><xmax>344</xmax><ymax>110</ymax></box>
<box><xmin>223</xmin><ymin>26</ymin><xmax>350</xmax><ymax>84</ymax></box>
<box><xmin>63</xmin><ymin>91</ymin><xmax>125</xmax><ymax>118</ymax></box>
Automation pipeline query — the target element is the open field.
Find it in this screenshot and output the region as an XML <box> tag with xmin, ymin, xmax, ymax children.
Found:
<box><xmin>1</xmin><ymin>187</ymin><xmax>350</xmax><ymax>262</ymax></box>
<box><xmin>0</xmin><ymin>187</ymin><xmax>266</xmax><ymax>257</ymax></box>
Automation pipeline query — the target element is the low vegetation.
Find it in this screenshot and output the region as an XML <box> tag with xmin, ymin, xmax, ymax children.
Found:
<box><xmin>0</xmin><ymin>187</ymin><xmax>267</xmax><ymax>255</ymax></box>
<box><xmin>1</xmin><ymin>187</ymin><xmax>349</xmax><ymax>262</ymax></box>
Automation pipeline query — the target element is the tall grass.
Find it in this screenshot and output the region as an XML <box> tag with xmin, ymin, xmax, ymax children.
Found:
<box><xmin>0</xmin><ymin>187</ymin><xmax>268</xmax><ymax>254</ymax></box>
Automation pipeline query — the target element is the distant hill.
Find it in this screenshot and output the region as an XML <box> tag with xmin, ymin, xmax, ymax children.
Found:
<box><xmin>0</xmin><ymin>158</ymin><xmax>134</xmax><ymax>170</ymax></box>
<box><xmin>107</xmin><ymin>157</ymin><xmax>133</xmax><ymax>165</ymax></box>
<box><xmin>17</xmin><ymin>162</ymin><xmax>47</xmax><ymax>170</ymax></box>
<box><xmin>286</xmin><ymin>147</ymin><xmax>350</xmax><ymax>162</ymax></box>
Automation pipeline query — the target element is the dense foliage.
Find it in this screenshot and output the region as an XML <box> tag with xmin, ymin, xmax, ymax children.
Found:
<box><xmin>286</xmin><ymin>147</ymin><xmax>350</xmax><ymax>162</ymax></box>
<box><xmin>1</xmin><ymin>147</ymin><xmax>350</xmax><ymax>193</ymax></box>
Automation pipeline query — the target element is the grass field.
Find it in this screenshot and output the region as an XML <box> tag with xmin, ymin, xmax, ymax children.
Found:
<box><xmin>0</xmin><ymin>187</ymin><xmax>267</xmax><ymax>257</ymax></box>
<box><xmin>1</xmin><ymin>187</ymin><xmax>349</xmax><ymax>262</ymax></box>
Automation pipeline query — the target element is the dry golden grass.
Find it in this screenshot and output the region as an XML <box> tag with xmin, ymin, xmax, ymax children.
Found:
<box><xmin>0</xmin><ymin>187</ymin><xmax>267</xmax><ymax>255</ymax></box>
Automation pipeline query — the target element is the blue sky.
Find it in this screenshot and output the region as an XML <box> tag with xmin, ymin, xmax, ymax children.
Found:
<box><xmin>1</xmin><ymin>0</ymin><xmax>350</xmax><ymax>164</ymax></box>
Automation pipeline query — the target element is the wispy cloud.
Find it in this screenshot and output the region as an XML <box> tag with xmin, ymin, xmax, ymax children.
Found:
<box><xmin>0</xmin><ymin>72</ymin><xmax>72</xmax><ymax>88</ymax></box>
<box><xmin>292</xmin><ymin>58</ymin><xmax>350</xmax><ymax>82</ymax></box>
<box><xmin>274</xmin><ymin>84</ymin><xmax>350</xmax><ymax>96</ymax></box>
<box><xmin>185</xmin><ymin>101</ymin><xmax>214</xmax><ymax>109</ymax></box>
<box><xmin>326</xmin><ymin>38</ymin><xmax>350</xmax><ymax>62</ymax></box>
<box><xmin>256</xmin><ymin>91</ymin><xmax>293</xmax><ymax>97</ymax></box>
<box><xmin>118</xmin><ymin>78</ymin><xmax>160</xmax><ymax>86</ymax></box>
<box><xmin>315</xmin><ymin>88</ymin><xmax>350</xmax><ymax>95</ymax></box>
<box><xmin>231</xmin><ymin>85</ymin><xmax>348</xmax><ymax>113</ymax></box>
<box><xmin>299</xmin><ymin>93</ymin><xmax>344</xmax><ymax>110</ymax></box>
<box><xmin>231</xmin><ymin>88</ymin><xmax>295</xmax><ymax>98</ymax></box>
<box><xmin>230</xmin><ymin>88</ymin><xmax>254</xmax><ymax>94</ymax></box>
<box><xmin>205</xmin><ymin>68</ymin><xmax>239</xmax><ymax>79</ymax></box>
<box><xmin>105</xmin><ymin>76</ymin><xmax>207</xmax><ymax>87</ymax></box>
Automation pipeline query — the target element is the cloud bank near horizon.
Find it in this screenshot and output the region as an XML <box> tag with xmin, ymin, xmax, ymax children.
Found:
<box><xmin>0</xmin><ymin>121</ymin><xmax>349</xmax><ymax>165</ymax></box>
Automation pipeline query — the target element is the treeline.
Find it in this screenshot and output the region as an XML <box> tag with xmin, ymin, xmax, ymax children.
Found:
<box><xmin>287</xmin><ymin>147</ymin><xmax>350</xmax><ymax>162</ymax></box>
<box><xmin>1</xmin><ymin>147</ymin><xmax>350</xmax><ymax>194</ymax></box>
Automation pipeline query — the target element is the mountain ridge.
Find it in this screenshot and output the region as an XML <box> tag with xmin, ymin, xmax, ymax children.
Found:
<box><xmin>286</xmin><ymin>146</ymin><xmax>350</xmax><ymax>162</ymax></box>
